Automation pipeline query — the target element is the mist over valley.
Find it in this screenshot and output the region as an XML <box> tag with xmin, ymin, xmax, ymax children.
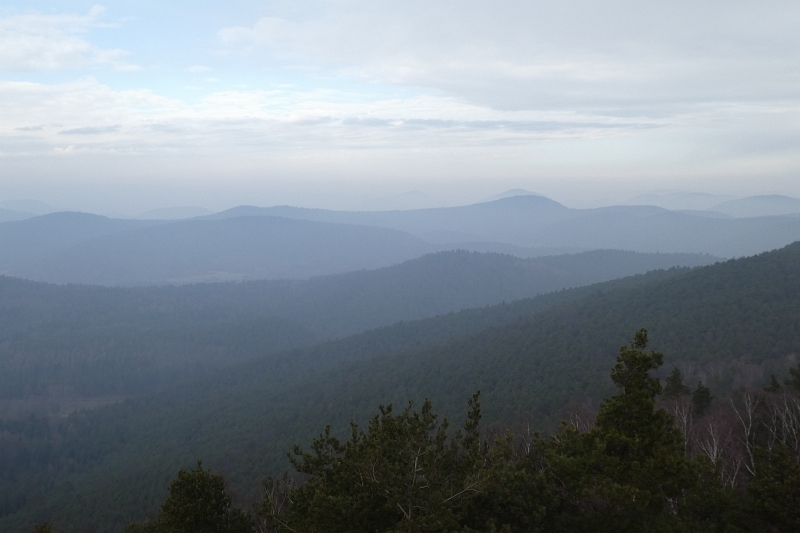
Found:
<box><xmin>2</xmin><ymin>1</ymin><xmax>800</xmax><ymax>531</ymax></box>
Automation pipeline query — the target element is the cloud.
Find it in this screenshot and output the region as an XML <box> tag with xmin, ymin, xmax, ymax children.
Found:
<box><xmin>1</xmin><ymin>77</ymin><xmax>797</xmax><ymax>161</ymax></box>
<box><xmin>186</xmin><ymin>65</ymin><xmax>212</xmax><ymax>73</ymax></box>
<box><xmin>59</xmin><ymin>125</ymin><xmax>120</xmax><ymax>135</ymax></box>
<box><xmin>218</xmin><ymin>0</ymin><xmax>800</xmax><ymax>114</ymax></box>
<box><xmin>0</xmin><ymin>51</ymin><xmax>798</xmax><ymax>194</ymax></box>
<box><xmin>0</xmin><ymin>77</ymin><xmax>663</xmax><ymax>159</ymax></box>
<box><xmin>0</xmin><ymin>5</ymin><xmax>139</xmax><ymax>71</ymax></box>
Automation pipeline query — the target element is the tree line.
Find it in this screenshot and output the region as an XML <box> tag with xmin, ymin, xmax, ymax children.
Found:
<box><xmin>31</xmin><ymin>329</ymin><xmax>796</xmax><ymax>533</ymax></box>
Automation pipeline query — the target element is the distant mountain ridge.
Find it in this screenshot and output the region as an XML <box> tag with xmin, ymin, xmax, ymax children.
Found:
<box><xmin>207</xmin><ymin>195</ymin><xmax>800</xmax><ymax>257</ymax></box>
<box><xmin>136</xmin><ymin>206</ymin><xmax>213</xmax><ymax>220</ymax></box>
<box><xmin>0</xmin><ymin>215</ymin><xmax>435</xmax><ymax>284</ymax></box>
<box><xmin>205</xmin><ymin>195</ymin><xmax>572</xmax><ymax>244</ymax></box>
<box><xmin>0</xmin><ymin>199</ymin><xmax>56</xmax><ymax>215</ymax></box>
<box><xmin>0</xmin><ymin>212</ymin><xmax>163</xmax><ymax>275</ymax></box>
<box><xmin>710</xmin><ymin>194</ymin><xmax>800</xmax><ymax>218</ymax></box>
<box><xmin>0</xmin><ymin>207</ymin><xmax>33</xmax><ymax>223</ymax></box>
<box><xmin>2</xmin><ymin>195</ymin><xmax>799</xmax><ymax>285</ymax></box>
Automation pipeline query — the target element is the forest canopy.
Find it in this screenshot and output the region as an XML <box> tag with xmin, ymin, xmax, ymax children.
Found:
<box><xmin>122</xmin><ymin>330</ymin><xmax>800</xmax><ymax>533</ymax></box>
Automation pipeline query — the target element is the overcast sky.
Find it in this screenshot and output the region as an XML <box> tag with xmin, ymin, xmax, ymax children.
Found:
<box><xmin>1</xmin><ymin>1</ymin><xmax>798</xmax><ymax>214</ymax></box>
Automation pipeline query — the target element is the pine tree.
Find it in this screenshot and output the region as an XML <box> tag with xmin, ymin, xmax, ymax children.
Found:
<box><xmin>261</xmin><ymin>393</ymin><xmax>486</xmax><ymax>533</ymax></box>
<box><xmin>546</xmin><ymin>329</ymin><xmax>695</xmax><ymax>532</ymax></box>
<box><xmin>748</xmin><ymin>445</ymin><xmax>800</xmax><ymax>532</ymax></box>
<box><xmin>786</xmin><ymin>363</ymin><xmax>800</xmax><ymax>391</ymax></box>
<box><xmin>663</xmin><ymin>366</ymin><xmax>690</xmax><ymax>398</ymax></box>
<box><xmin>764</xmin><ymin>374</ymin><xmax>782</xmax><ymax>392</ymax></box>
<box><xmin>125</xmin><ymin>461</ymin><xmax>252</xmax><ymax>533</ymax></box>
<box><xmin>692</xmin><ymin>381</ymin><xmax>713</xmax><ymax>418</ymax></box>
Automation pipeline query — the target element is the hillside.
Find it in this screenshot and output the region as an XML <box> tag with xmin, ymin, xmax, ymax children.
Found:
<box><xmin>527</xmin><ymin>207</ymin><xmax>800</xmax><ymax>256</ymax></box>
<box><xmin>711</xmin><ymin>194</ymin><xmax>800</xmax><ymax>217</ymax></box>
<box><xmin>0</xmin><ymin>213</ymin><xmax>161</xmax><ymax>276</ymax></box>
<box><xmin>7</xmin><ymin>216</ymin><xmax>437</xmax><ymax>285</ymax></box>
<box><xmin>207</xmin><ymin>195</ymin><xmax>572</xmax><ymax>244</ymax></box>
<box><xmin>208</xmin><ymin>195</ymin><xmax>800</xmax><ymax>256</ymax></box>
<box><xmin>2</xmin><ymin>242</ymin><xmax>798</xmax><ymax>532</ymax></box>
<box><xmin>0</xmin><ymin>207</ymin><xmax>33</xmax><ymax>223</ymax></box>
<box><xmin>163</xmin><ymin>249</ymin><xmax>715</xmax><ymax>336</ymax></box>
<box><xmin>0</xmin><ymin>250</ymin><xmax>712</xmax><ymax>414</ymax></box>
<box><xmin>2</xmin><ymin>197</ymin><xmax>799</xmax><ymax>285</ymax></box>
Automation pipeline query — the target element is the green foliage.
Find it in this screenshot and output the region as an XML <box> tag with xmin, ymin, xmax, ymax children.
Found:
<box><xmin>663</xmin><ymin>366</ymin><xmax>691</xmax><ymax>397</ymax></box>
<box><xmin>545</xmin><ymin>330</ymin><xmax>693</xmax><ymax>532</ymax></box>
<box><xmin>126</xmin><ymin>461</ymin><xmax>252</xmax><ymax>533</ymax></box>
<box><xmin>787</xmin><ymin>363</ymin><xmax>800</xmax><ymax>391</ymax></box>
<box><xmin>32</xmin><ymin>524</ymin><xmax>59</xmax><ymax>533</ymax></box>
<box><xmin>693</xmin><ymin>382</ymin><xmax>714</xmax><ymax>418</ymax></box>
<box><xmin>261</xmin><ymin>330</ymin><xmax>758</xmax><ymax>533</ymax></box>
<box><xmin>261</xmin><ymin>393</ymin><xmax>484</xmax><ymax>533</ymax></box>
<box><xmin>0</xmin><ymin>250</ymin><xmax>701</xmax><ymax>406</ymax></box>
<box><xmin>764</xmin><ymin>374</ymin><xmax>782</xmax><ymax>392</ymax></box>
<box><xmin>4</xmin><ymin>243</ymin><xmax>800</xmax><ymax>531</ymax></box>
<box><xmin>747</xmin><ymin>445</ymin><xmax>800</xmax><ymax>532</ymax></box>
<box><xmin>679</xmin><ymin>456</ymin><xmax>744</xmax><ymax>533</ymax></box>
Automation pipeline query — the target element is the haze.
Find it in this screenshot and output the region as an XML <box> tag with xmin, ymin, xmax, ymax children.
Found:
<box><xmin>1</xmin><ymin>1</ymin><xmax>799</xmax><ymax>215</ymax></box>
<box><xmin>5</xmin><ymin>3</ymin><xmax>800</xmax><ymax>531</ymax></box>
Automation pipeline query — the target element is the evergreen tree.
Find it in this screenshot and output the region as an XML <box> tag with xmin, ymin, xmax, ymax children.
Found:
<box><xmin>125</xmin><ymin>461</ymin><xmax>252</xmax><ymax>533</ymax></box>
<box><xmin>546</xmin><ymin>329</ymin><xmax>695</xmax><ymax>532</ymax></box>
<box><xmin>260</xmin><ymin>393</ymin><xmax>486</xmax><ymax>533</ymax></box>
<box><xmin>258</xmin><ymin>329</ymin><xmax>743</xmax><ymax>533</ymax></box>
<box><xmin>786</xmin><ymin>363</ymin><xmax>800</xmax><ymax>391</ymax></box>
<box><xmin>460</xmin><ymin>430</ymin><xmax>555</xmax><ymax>532</ymax></box>
<box><xmin>692</xmin><ymin>381</ymin><xmax>713</xmax><ymax>418</ymax></box>
<box><xmin>663</xmin><ymin>366</ymin><xmax>690</xmax><ymax>398</ymax></box>
<box><xmin>764</xmin><ymin>374</ymin><xmax>782</xmax><ymax>392</ymax></box>
<box><xmin>748</xmin><ymin>445</ymin><xmax>800</xmax><ymax>532</ymax></box>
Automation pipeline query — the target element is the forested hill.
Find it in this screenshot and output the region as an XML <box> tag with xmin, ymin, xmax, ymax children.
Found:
<box><xmin>208</xmin><ymin>195</ymin><xmax>800</xmax><ymax>257</ymax></box>
<box><xmin>4</xmin><ymin>196</ymin><xmax>800</xmax><ymax>286</ymax></box>
<box><xmin>0</xmin><ymin>207</ymin><xmax>34</xmax><ymax>223</ymax></box>
<box><xmin>154</xmin><ymin>249</ymin><xmax>715</xmax><ymax>336</ymax></box>
<box><xmin>3</xmin><ymin>215</ymin><xmax>436</xmax><ymax>285</ymax></box>
<box><xmin>0</xmin><ymin>249</ymin><xmax>712</xmax><ymax>409</ymax></box>
<box><xmin>2</xmin><ymin>242</ymin><xmax>798</xmax><ymax>532</ymax></box>
<box><xmin>0</xmin><ymin>213</ymin><xmax>161</xmax><ymax>275</ymax></box>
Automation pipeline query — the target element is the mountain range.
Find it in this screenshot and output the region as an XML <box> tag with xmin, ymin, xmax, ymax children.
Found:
<box><xmin>1</xmin><ymin>195</ymin><xmax>799</xmax><ymax>285</ymax></box>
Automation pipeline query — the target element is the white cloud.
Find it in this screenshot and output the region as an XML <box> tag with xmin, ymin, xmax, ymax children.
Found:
<box><xmin>218</xmin><ymin>1</ymin><xmax>800</xmax><ymax>114</ymax></box>
<box><xmin>3</xmin><ymin>0</ymin><xmax>800</xmax><ymax>198</ymax></box>
<box><xmin>0</xmin><ymin>5</ymin><xmax>139</xmax><ymax>71</ymax></box>
<box><xmin>2</xmin><ymin>76</ymin><xmax>798</xmax><ymax>170</ymax></box>
<box><xmin>0</xmin><ymin>76</ymin><xmax>672</xmax><ymax>158</ymax></box>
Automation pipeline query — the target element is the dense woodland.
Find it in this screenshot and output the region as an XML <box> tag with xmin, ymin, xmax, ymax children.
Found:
<box><xmin>0</xmin><ymin>249</ymin><xmax>710</xmax><ymax>414</ymax></box>
<box><xmin>0</xmin><ymin>242</ymin><xmax>798</xmax><ymax>531</ymax></box>
<box><xmin>118</xmin><ymin>332</ymin><xmax>800</xmax><ymax>532</ymax></box>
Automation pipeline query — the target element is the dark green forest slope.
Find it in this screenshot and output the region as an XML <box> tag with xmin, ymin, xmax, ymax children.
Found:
<box><xmin>0</xmin><ymin>270</ymin><xmax>687</xmax><ymax>530</ymax></box>
<box><xmin>2</xmin><ymin>243</ymin><xmax>798</xmax><ymax>532</ymax></box>
<box><xmin>0</xmin><ymin>249</ymin><xmax>711</xmax><ymax>412</ymax></box>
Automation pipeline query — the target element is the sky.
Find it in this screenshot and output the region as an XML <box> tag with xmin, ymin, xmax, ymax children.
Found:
<box><xmin>0</xmin><ymin>1</ymin><xmax>799</xmax><ymax>214</ymax></box>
